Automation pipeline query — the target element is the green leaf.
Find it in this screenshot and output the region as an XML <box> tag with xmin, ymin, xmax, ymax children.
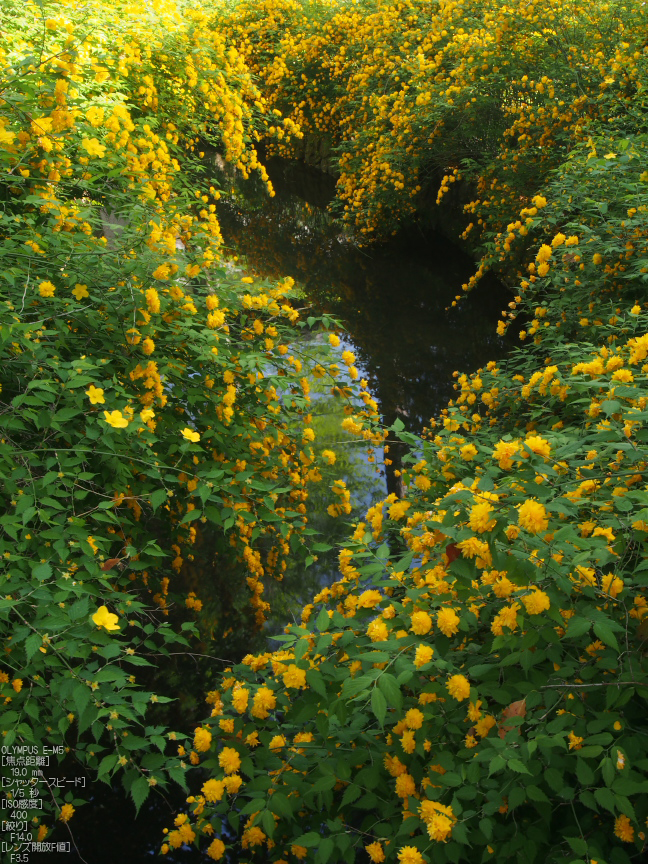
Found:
<box><xmin>377</xmin><ymin>673</ymin><xmax>402</xmax><ymax>710</ymax></box>
<box><xmin>479</xmin><ymin>817</ymin><xmax>492</xmax><ymax>840</ymax></box>
<box><xmin>149</xmin><ymin>488</ymin><xmax>168</xmax><ymax>511</ymax></box>
<box><xmin>565</xmin><ymin>617</ymin><xmax>591</xmax><ymax>639</ymax></box>
<box><xmin>31</xmin><ymin>562</ymin><xmax>52</xmax><ymax>581</ymax></box>
<box><xmin>261</xmin><ymin>809</ymin><xmax>276</xmax><ymax>838</ymax></box>
<box><xmin>311</xmin><ymin>775</ymin><xmax>336</xmax><ymax>794</ymax></box>
<box><xmin>526</xmin><ymin>785</ymin><xmax>550</xmax><ymax>803</ymax></box>
<box><xmin>293</xmin><ymin>832</ymin><xmax>321</xmax><ymax>848</ymax></box>
<box><xmin>294</xmin><ymin>638</ymin><xmax>309</xmax><ymax>662</ymax></box>
<box><xmin>341</xmin><ymin>784</ymin><xmax>361</xmax><ymax>807</ymax></box>
<box><xmin>168</xmin><ymin>766</ymin><xmax>188</xmax><ymax>790</ymax></box>
<box><xmin>269</xmin><ymin>792</ymin><xmax>293</xmax><ymax>819</ymax></box>
<box><xmin>316</xmin><ymin>607</ymin><xmax>330</xmax><ymax>632</ymax></box>
<box><xmin>342</xmin><ymin>675</ymin><xmax>373</xmax><ymax>699</ymax></box>
<box><xmin>601</xmin><ymin>757</ymin><xmax>615</xmax><ymax>787</ymax></box>
<box><xmin>592</xmin><ymin>621</ymin><xmax>619</xmax><ymax>651</ymax></box>
<box><xmin>594</xmin><ymin>786</ymin><xmax>616</xmax><ymax>813</ymax></box>
<box><xmin>306</xmin><ymin>668</ymin><xmax>327</xmax><ymax>697</ymax></box>
<box><xmin>371</xmin><ymin>687</ymin><xmax>387</xmax><ymax>727</ymax></box>
<box><xmin>488</xmin><ymin>755</ymin><xmax>505</xmax><ymax>775</ymax></box>
<box><xmin>130</xmin><ymin>776</ymin><xmax>151</xmax><ymax>815</ymax></box>
<box><xmin>508</xmin><ymin>759</ymin><xmax>531</xmax><ymax>775</ymax></box>
<box><xmin>316</xmin><ymin>837</ymin><xmax>335</xmax><ymax>863</ymax></box>
<box><xmin>24</xmin><ymin>632</ymin><xmax>42</xmax><ymax>662</ymax></box>
<box><xmin>566</xmin><ymin>837</ymin><xmax>588</xmax><ymax>856</ymax></box>
<box><xmin>576</xmin><ymin>758</ymin><xmax>595</xmax><ymax>786</ymax></box>
<box><xmin>509</xmin><ymin>786</ymin><xmax>526</xmax><ymax>810</ymax></box>
<box><xmin>73</xmin><ymin>683</ymin><xmax>91</xmax><ymax>717</ymax></box>
<box><xmin>180</xmin><ymin>508</ymin><xmax>202</xmax><ymax>524</ymax></box>
<box><xmin>97</xmin><ymin>754</ymin><xmax>118</xmax><ymax>781</ymax></box>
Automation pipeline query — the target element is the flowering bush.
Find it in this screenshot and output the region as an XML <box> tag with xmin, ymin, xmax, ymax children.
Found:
<box><xmin>159</xmin><ymin>4</ymin><xmax>648</xmax><ymax>862</ymax></box>
<box><xmin>163</xmin><ymin>311</ymin><xmax>648</xmax><ymax>860</ymax></box>
<box><xmin>3</xmin><ymin>0</ymin><xmax>648</xmax><ymax>860</ymax></box>
<box><xmin>0</xmin><ymin>0</ymin><xmax>376</xmax><ymax>834</ymax></box>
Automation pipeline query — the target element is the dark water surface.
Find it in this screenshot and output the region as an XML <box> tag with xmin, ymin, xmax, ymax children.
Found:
<box><xmin>217</xmin><ymin>156</ymin><xmax>513</xmax><ymax>438</ymax></box>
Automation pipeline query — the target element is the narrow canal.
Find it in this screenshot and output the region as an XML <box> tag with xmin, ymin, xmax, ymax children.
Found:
<box><xmin>216</xmin><ymin>155</ymin><xmax>514</xmax><ymax>494</ymax></box>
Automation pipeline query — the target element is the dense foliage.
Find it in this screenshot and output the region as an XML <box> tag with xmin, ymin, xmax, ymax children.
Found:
<box><xmin>0</xmin><ymin>0</ymin><xmax>379</xmax><ymax>841</ymax></box>
<box><xmin>1</xmin><ymin>0</ymin><xmax>648</xmax><ymax>863</ymax></box>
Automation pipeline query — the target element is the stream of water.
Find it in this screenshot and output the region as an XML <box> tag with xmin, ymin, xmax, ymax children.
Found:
<box><xmin>216</xmin><ymin>155</ymin><xmax>514</xmax><ymax>493</ymax></box>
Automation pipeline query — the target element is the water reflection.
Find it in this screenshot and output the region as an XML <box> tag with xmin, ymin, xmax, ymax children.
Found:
<box><xmin>216</xmin><ymin>156</ymin><xmax>513</xmax><ymax>442</ymax></box>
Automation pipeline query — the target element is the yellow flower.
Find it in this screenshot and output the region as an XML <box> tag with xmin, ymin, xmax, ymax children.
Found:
<box><xmin>206</xmin><ymin>838</ymin><xmax>226</xmax><ymax>860</ymax></box>
<box><xmin>475</xmin><ymin>715</ymin><xmax>497</xmax><ymax>738</ymax></box>
<box><xmin>413</xmin><ymin>644</ymin><xmax>434</xmax><ymax>668</ymax></box>
<box><xmin>152</xmin><ymin>264</ymin><xmax>171</xmax><ymax>281</ymax></box>
<box><xmin>368</xmin><ymin>619</ymin><xmax>389</xmax><ymax>642</ymax></box>
<box><xmin>446</xmin><ymin>674</ymin><xmax>470</xmax><ymax>701</ymax></box>
<box><xmin>72</xmin><ymin>283</ymin><xmax>89</xmax><ymax>300</ymax></box>
<box><xmin>92</xmin><ymin>605</ymin><xmax>120</xmax><ymax>631</ymax></box>
<box><xmin>282</xmin><ymin>666</ymin><xmax>307</xmax><ymax>688</ymax></box>
<box><xmin>437</xmin><ymin>608</ymin><xmax>460</xmax><ymax>638</ymax></box>
<box><xmin>517</xmin><ymin>499</ymin><xmax>548</xmax><ymax>534</ymax></box>
<box><xmin>103</xmin><ymin>410</ymin><xmax>128</xmax><ymax>429</ymax></box>
<box><xmin>357</xmin><ymin>589</ymin><xmax>382</xmax><ymax>609</ymax></box>
<box><xmin>38</xmin><ymin>281</ymin><xmax>56</xmax><ymax>297</ymax></box>
<box><xmin>251</xmin><ymin>685</ymin><xmax>276</xmax><ymax>719</ymax></box>
<box><xmin>491</xmin><ymin>602</ymin><xmax>520</xmax><ymax>636</ymax></box>
<box><xmin>321</xmin><ymin>449</ymin><xmax>336</xmax><ymax>465</ymax></box>
<box><xmin>218</xmin><ymin>746</ymin><xmax>241</xmax><ymax>774</ymax></box>
<box><xmin>469</xmin><ymin>502</ymin><xmax>496</xmax><ymax>534</ymax></box>
<box><xmin>397</xmin><ymin>845</ymin><xmax>424</xmax><ymax>864</ymax></box>
<box><xmin>223</xmin><ymin>774</ymin><xmax>242</xmax><ymax>793</ymax></box>
<box><xmin>365</xmin><ymin>842</ymin><xmax>385</xmax><ymax>863</ymax></box>
<box><xmin>231</xmin><ymin>686</ymin><xmax>248</xmax><ymax>713</ymax></box>
<box><xmin>81</xmin><ymin>137</ymin><xmax>106</xmax><ymax>158</ymax></box>
<box><xmin>328</xmin><ymin>333</ymin><xmax>340</xmax><ymax>347</ymax></box>
<box><xmin>492</xmin><ymin>440</ymin><xmax>519</xmax><ymax>470</ymax></box>
<box><xmin>522</xmin><ymin>589</ymin><xmax>550</xmax><ymax>615</ymax></box>
<box><xmin>630</xmin><ymin>304</ymin><xmax>641</xmax><ymax>316</ymax></box>
<box><xmin>59</xmin><ymin>803</ymin><xmax>75</xmax><ymax>823</ymax></box>
<box><xmin>410</xmin><ymin>610</ymin><xmax>432</xmax><ymax>635</ymax></box>
<box><xmin>568</xmin><ymin>731</ymin><xmax>584</xmax><ymax>750</ymax></box>
<box><xmin>194</xmin><ymin>727</ymin><xmax>212</xmax><ymax>752</ymax></box>
<box><xmin>405</xmin><ymin>708</ymin><xmax>424</xmax><ymax>730</ymax></box>
<box><xmin>395</xmin><ymin>773</ymin><xmax>416</xmax><ymax>798</ymax></box>
<box><xmin>614</xmin><ymin>814</ymin><xmax>634</xmax><ymax>843</ymax></box>
<box><xmin>426</xmin><ymin>811</ymin><xmax>455</xmax><ymax>841</ymax></box>
<box><xmin>181</xmin><ymin>428</ymin><xmax>200</xmax><ymax>443</ymax></box>
<box><xmin>460</xmin><ymin>443</ymin><xmax>478</xmax><ymax>461</ymax></box>
<box><xmin>85</xmin><ymin>385</ymin><xmax>105</xmax><ymax>405</ymax></box>
<box><xmin>142</xmin><ymin>337</ymin><xmax>155</xmax><ymax>355</ymax></box>
<box><xmin>524</xmin><ymin>435</ymin><xmax>551</xmax><ymax>458</ymax></box>
<box><xmin>146</xmin><ymin>287</ymin><xmax>161</xmax><ymax>313</ymax></box>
